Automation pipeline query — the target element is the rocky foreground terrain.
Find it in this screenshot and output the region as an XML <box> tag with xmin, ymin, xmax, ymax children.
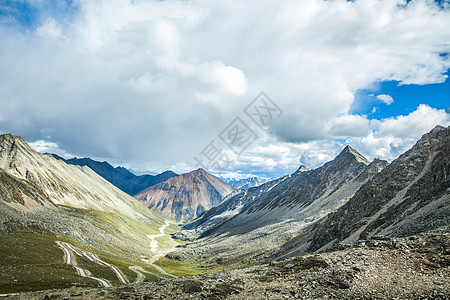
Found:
<box><xmin>12</xmin><ymin>232</ymin><xmax>449</xmax><ymax>299</ymax></box>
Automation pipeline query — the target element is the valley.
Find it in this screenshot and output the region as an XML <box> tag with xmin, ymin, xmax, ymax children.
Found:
<box><xmin>0</xmin><ymin>126</ymin><xmax>449</xmax><ymax>298</ymax></box>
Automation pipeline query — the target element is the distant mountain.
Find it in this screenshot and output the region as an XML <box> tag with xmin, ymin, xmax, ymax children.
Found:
<box><xmin>222</xmin><ymin>176</ymin><xmax>268</xmax><ymax>189</ymax></box>
<box><xmin>135</xmin><ymin>168</ymin><xmax>235</xmax><ymax>222</ymax></box>
<box><xmin>0</xmin><ymin>134</ymin><xmax>175</xmax><ymax>291</ymax></box>
<box><xmin>173</xmin><ymin>165</ymin><xmax>312</xmax><ymax>241</ymax></box>
<box><xmin>51</xmin><ymin>155</ymin><xmax>177</xmax><ymax>195</ymax></box>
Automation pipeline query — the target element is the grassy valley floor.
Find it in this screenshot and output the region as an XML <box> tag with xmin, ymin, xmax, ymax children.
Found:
<box><xmin>0</xmin><ymin>222</ymin><xmax>200</xmax><ymax>295</ymax></box>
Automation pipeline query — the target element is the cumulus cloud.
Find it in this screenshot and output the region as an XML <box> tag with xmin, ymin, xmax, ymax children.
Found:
<box><xmin>348</xmin><ymin>105</ymin><xmax>450</xmax><ymax>160</ymax></box>
<box><xmin>29</xmin><ymin>140</ymin><xmax>74</xmax><ymax>159</ymax></box>
<box><xmin>327</xmin><ymin>114</ymin><xmax>370</xmax><ymax>137</ymax></box>
<box><xmin>377</xmin><ymin>104</ymin><xmax>450</xmax><ymax>138</ymax></box>
<box><xmin>207</xmin><ymin>63</ymin><xmax>248</xmax><ymax>96</ymax></box>
<box><xmin>376</xmin><ymin>94</ymin><xmax>394</xmax><ymax>105</ymax></box>
<box><xmin>0</xmin><ymin>0</ymin><xmax>449</xmax><ymax>177</ymax></box>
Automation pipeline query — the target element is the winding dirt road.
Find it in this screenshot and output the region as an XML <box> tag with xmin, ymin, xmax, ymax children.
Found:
<box><xmin>128</xmin><ymin>265</ymin><xmax>171</xmax><ymax>283</ymax></box>
<box><xmin>56</xmin><ymin>221</ymin><xmax>177</xmax><ymax>286</ymax></box>
<box><xmin>143</xmin><ymin>221</ymin><xmax>177</xmax><ymax>278</ymax></box>
<box><xmin>147</xmin><ymin>220</ymin><xmax>171</xmax><ymax>253</ymax></box>
<box><xmin>55</xmin><ymin>241</ymin><xmax>112</xmax><ymax>287</ymax></box>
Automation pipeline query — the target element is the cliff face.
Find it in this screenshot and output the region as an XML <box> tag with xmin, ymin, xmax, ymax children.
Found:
<box><xmin>134</xmin><ymin>168</ymin><xmax>234</xmax><ymax>222</ymax></box>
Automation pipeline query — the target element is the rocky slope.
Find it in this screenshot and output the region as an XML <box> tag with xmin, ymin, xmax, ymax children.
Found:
<box><xmin>135</xmin><ymin>168</ymin><xmax>235</xmax><ymax>222</ymax></box>
<box><xmin>0</xmin><ymin>134</ymin><xmax>179</xmax><ymax>293</ymax></box>
<box><xmin>0</xmin><ymin>134</ymin><xmax>153</xmax><ymax>217</ymax></box>
<box><xmin>52</xmin><ymin>155</ymin><xmax>177</xmax><ymax>196</ymax></box>
<box><xmin>169</xmin><ymin>146</ymin><xmax>387</xmax><ymax>266</ymax></box>
<box><xmin>173</xmin><ymin>174</ymin><xmax>291</xmax><ymax>241</ymax></box>
<box><xmin>276</xmin><ymin>125</ymin><xmax>450</xmax><ymax>259</ymax></box>
<box><xmin>171</xmin><ymin>127</ymin><xmax>449</xmax><ymax>268</ymax></box>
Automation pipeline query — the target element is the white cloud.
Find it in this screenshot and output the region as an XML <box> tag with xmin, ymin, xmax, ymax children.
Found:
<box><xmin>377</xmin><ymin>94</ymin><xmax>394</xmax><ymax>105</ymax></box>
<box><xmin>378</xmin><ymin>104</ymin><xmax>450</xmax><ymax>138</ymax></box>
<box><xmin>29</xmin><ymin>140</ymin><xmax>74</xmax><ymax>159</ymax></box>
<box><xmin>153</xmin><ymin>18</ymin><xmax>180</xmax><ymax>56</ymax></box>
<box><xmin>349</xmin><ymin>105</ymin><xmax>450</xmax><ymax>160</ymax></box>
<box><xmin>36</xmin><ymin>18</ymin><xmax>65</xmax><ymax>41</ymax></box>
<box><xmin>0</xmin><ymin>0</ymin><xmax>450</xmax><ymax>177</ymax></box>
<box><xmin>208</xmin><ymin>63</ymin><xmax>247</xmax><ymax>95</ymax></box>
<box><xmin>215</xmin><ymin>105</ymin><xmax>450</xmax><ymax>176</ymax></box>
<box><xmin>327</xmin><ymin>114</ymin><xmax>370</xmax><ymax>137</ymax></box>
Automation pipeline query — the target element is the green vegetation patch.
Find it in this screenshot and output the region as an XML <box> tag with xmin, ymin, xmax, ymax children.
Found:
<box><xmin>0</xmin><ymin>232</ymin><xmax>181</xmax><ymax>294</ymax></box>
<box><xmin>164</xmin><ymin>223</ymin><xmax>182</xmax><ymax>234</ymax></box>
<box><xmin>154</xmin><ymin>257</ymin><xmax>202</xmax><ymax>277</ymax></box>
<box><xmin>0</xmin><ymin>233</ymin><xmax>98</xmax><ymax>293</ymax></box>
<box><xmin>56</xmin><ymin>236</ymin><xmax>172</xmax><ymax>283</ymax></box>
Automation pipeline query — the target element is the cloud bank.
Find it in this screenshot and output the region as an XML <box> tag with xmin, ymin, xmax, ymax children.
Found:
<box><xmin>0</xmin><ymin>0</ymin><xmax>449</xmax><ymax>177</ymax></box>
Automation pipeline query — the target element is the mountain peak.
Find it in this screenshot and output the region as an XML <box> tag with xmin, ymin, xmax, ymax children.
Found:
<box><xmin>337</xmin><ymin>145</ymin><xmax>370</xmax><ymax>165</ymax></box>
<box><xmin>295</xmin><ymin>165</ymin><xmax>309</xmax><ymax>173</ymax></box>
<box><xmin>135</xmin><ymin>167</ymin><xmax>234</xmax><ymax>222</ymax></box>
<box><xmin>0</xmin><ymin>133</ymin><xmax>26</xmax><ymax>145</ymax></box>
<box><xmin>190</xmin><ymin>168</ymin><xmax>210</xmax><ymax>176</ymax></box>
<box><xmin>423</xmin><ymin>125</ymin><xmax>449</xmax><ymax>139</ymax></box>
<box><xmin>429</xmin><ymin>124</ymin><xmax>446</xmax><ymax>133</ymax></box>
<box><xmin>0</xmin><ymin>133</ymin><xmax>14</xmax><ymax>139</ymax></box>
<box><xmin>415</xmin><ymin>125</ymin><xmax>449</xmax><ymax>151</ymax></box>
<box><xmin>0</xmin><ymin>133</ymin><xmax>34</xmax><ymax>159</ymax></box>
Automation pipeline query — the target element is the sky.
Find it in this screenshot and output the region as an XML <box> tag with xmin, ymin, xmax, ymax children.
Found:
<box><xmin>0</xmin><ymin>0</ymin><xmax>449</xmax><ymax>179</ymax></box>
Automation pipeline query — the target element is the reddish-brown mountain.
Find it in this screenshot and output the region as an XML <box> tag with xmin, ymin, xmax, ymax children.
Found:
<box><xmin>134</xmin><ymin>168</ymin><xmax>234</xmax><ymax>222</ymax></box>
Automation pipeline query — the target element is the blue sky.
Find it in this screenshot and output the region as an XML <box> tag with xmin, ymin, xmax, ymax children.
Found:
<box><xmin>352</xmin><ymin>74</ymin><xmax>450</xmax><ymax>120</ymax></box>
<box><xmin>0</xmin><ymin>0</ymin><xmax>449</xmax><ymax>179</ymax></box>
<box><xmin>0</xmin><ymin>0</ymin><xmax>78</xmax><ymax>29</ymax></box>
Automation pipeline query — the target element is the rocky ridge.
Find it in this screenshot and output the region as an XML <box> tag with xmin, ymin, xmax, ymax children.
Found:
<box><xmin>275</xmin><ymin>125</ymin><xmax>450</xmax><ymax>260</ymax></box>
<box><xmin>173</xmin><ymin>174</ymin><xmax>291</xmax><ymax>241</ymax></box>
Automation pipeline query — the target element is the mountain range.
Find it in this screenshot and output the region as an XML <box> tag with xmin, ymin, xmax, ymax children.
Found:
<box><xmin>222</xmin><ymin>177</ymin><xmax>268</xmax><ymax>189</ymax></box>
<box><xmin>51</xmin><ymin>155</ymin><xmax>177</xmax><ymax>196</ymax></box>
<box><xmin>170</xmin><ymin>126</ymin><xmax>449</xmax><ymax>269</ymax></box>
<box><xmin>0</xmin><ymin>125</ymin><xmax>448</xmax><ymax>298</ymax></box>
